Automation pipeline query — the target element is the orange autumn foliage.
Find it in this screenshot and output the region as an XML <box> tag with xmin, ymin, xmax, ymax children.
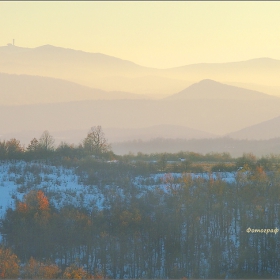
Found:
<box><xmin>17</xmin><ymin>201</ymin><xmax>28</xmax><ymax>213</ymax></box>
<box><xmin>0</xmin><ymin>247</ymin><xmax>19</xmax><ymax>279</ymax></box>
<box><xmin>37</xmin><ymin>190</ymin><xmax>49</xmax><ymax>211</ymax></box>
<box><xmin>17</xmin><ymin>190</ymin><xmax>50</xmax><ymax>213</ymax></box>
<box><xmin>23</xmin><ymin>257</ymin><xmax>61</xmax><ymax>279</ymax></box>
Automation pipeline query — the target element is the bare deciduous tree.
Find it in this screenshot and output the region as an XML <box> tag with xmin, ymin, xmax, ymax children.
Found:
<box><xmin>83</xmin><ymin>126</ymin><xmax>111</xmax><ymax>156</ymax></box>
<box><xmin>39</xmin><ymin>131</ymin><xmax>55</xmax><ymax>151</ymax></box>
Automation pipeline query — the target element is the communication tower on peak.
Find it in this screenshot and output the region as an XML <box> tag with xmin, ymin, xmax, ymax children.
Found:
<box><xmin>13</xmin><ymin>39</ymin><xmax>15</xmax><ymax>46</ymax></box>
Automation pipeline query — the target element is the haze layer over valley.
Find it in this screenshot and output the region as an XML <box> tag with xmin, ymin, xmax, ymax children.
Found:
<box><xmin>1</xmin><ymin>44</ymin><xmax>280</xmax><ymax>155</ymax></box>
<box><xmin>2</xmin><ymin>45</ymin><xmax>280</xmax><ymax>97</ymax></box>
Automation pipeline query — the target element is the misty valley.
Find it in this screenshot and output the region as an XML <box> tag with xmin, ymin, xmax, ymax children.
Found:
<box><xmin>1</xmin><ymin>44</ymin><xmax>280</xmax><ymax>279</ymax></box>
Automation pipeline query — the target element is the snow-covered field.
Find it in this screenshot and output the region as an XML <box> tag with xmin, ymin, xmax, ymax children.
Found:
<box><xmin>0</xmin><ymin>160</ymin><xmax>237</xmax><ymax>219</ymax></box>
<box><xmin>0</xmin><ymin>160</ymin><xmax>105</xmax><ymax>218</ymax></box>
<box><xmin>134</xmin><ymin>171</ymin><xmax>236</xmax><ymax>194</ymax></box>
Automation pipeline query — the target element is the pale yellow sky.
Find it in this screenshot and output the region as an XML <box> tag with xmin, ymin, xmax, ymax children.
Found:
<box><xmin>1</xmin><ymin>1</ymin><xmax>280</xmax><ymax>68</ymax></box>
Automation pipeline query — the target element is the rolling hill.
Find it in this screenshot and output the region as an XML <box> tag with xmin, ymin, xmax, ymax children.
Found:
<box><xmin>227</xmin><ymin>115</ymin><xmax>280</xmax><ymax>140</ymax></box>
<box><xmin>166</xmin><ymin>79</ymin><xmax>276</xmax><ymax>100</ymax></box>
<box><xmin>0</xmin><ymin>72</ymin><xmax>147</xmax><ymax>105</ymax></box>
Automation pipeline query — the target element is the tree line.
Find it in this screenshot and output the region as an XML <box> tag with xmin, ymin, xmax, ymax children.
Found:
<box><xmin>0</xmin><ymin>126</ymin><xmax>113</xmax><ymax>161</ymax></box>
<box><xmin>1</xmin><ymin>126</ymin><xmax>278</xmax><ymax>176</ymax></box>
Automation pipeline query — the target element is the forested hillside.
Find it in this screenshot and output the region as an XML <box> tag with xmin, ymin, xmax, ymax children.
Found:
<box><xmin>1</xmin><ymin>128</ymin><xmax>280</xmax><ymax>278</ymax></box>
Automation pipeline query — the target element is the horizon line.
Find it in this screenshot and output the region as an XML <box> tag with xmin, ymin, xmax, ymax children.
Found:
<box><xmin>2</xmin><ymin>43</ymin><xmax>279</xmax><ymax>70</ymax></box>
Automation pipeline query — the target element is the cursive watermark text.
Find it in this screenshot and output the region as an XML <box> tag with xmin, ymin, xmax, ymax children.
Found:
<box><xmin>246</xmin><ymin>227</ymin><xmax>279</xmax><ymax>234</ymax></box>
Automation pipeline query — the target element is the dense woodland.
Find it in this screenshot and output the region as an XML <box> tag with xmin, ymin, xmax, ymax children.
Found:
<box><xmin>1</xmin><ymin>127</ymin><xmax>280</xmax><ymax>278</ymax></box>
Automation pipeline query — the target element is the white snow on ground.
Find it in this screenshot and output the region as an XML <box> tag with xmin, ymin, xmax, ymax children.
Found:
<box><xmin>0</xmin><ymin>160</ymin><xmax>238</xmax><ymax>219</ymax></box>
<box><xmin>0</xmin><ymin>161</ymin><xmax>25</xmax><ymax>216</ymax></box>
<box><xmin>134</xmin><ymin>171</ymin><xmax>237</xmax><ymax>194</ymax></box>
<box><xmin>0</xmin><ymin>160</ymin><xmax>106</xmax><ymax>218</ymax></box>
<box><xmin>136</xmin><ymin>171</ymin><xmax>237</xmax><ymax>184</ymax></box>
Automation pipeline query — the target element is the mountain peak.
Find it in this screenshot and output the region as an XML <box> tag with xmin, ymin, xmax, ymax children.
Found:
<box><xmin>195</xmin><ymin>79</ymin><xmax>222</xmax><ymax>85</ymax></box>
<box><xmin>166</xmin><ymin>79</ymin><xmax>274</xmax><ymax>100</ymax></box>
<box><xmin>36</xmin><ymin>44</ymin><xmax>58</xmax><ymax>49</ymax></box>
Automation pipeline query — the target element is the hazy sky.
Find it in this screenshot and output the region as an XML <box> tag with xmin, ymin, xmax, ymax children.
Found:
<box><xmin>1</xmin><ymin>1</ymin><xmax>280</xmax><ymax>68</ymax></box>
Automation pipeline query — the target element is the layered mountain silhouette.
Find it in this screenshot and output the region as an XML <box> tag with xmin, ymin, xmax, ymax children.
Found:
<box><xmin>0</xmin><ymin>44</ymin><xmax>183</xmax><ymax>95</ymax></box>
<box><xmin>2</xmin><ymin>44</ymin><xmax>280</xmax><ymax>96</ymax></box>
<box><xmin>0</xmin><ymin>44</ymin><xmax>154</xmax><ymax>78</ymax></box>
<box><xmin>1</xmin><ymin>44</ymin><xmax>280</xmax><ymax>145</ymax></box>
<box><xmin>1</xmin><ymin>73</ymin><xmax>276</xmax><ymax>106</ymax></box>
<box><xmin>1</xmin><ymin>94</ymin><xmax>280</xmax><ymax>139</ymax></box>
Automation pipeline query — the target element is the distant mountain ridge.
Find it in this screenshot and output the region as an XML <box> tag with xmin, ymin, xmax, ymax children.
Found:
<box><xmin>0</xmin><ymin>44</ymin><xmax>141</xmax><ymax>66</ymax></box>
<box><xmin>1</xmin><ymin>97</ymin><xmax>280</xmax><ymax>138</ymax></box>
<box><xmin>167</xmin><ymin>57</ymin><xmax>280</xmax><ymax>70</ymax></box>
<box><xmin>2</xmin><ymin>44</ymin><xmax>280</xmax><ymax>144</ymax></box>
<box><xmin>0</xmin><ymin>72</ymin><xmax>148</xmax><ymax>105</ymax></box>
<box><xmin>0</xmin><ymin>44</ymin><xmax>154</xmax><ymax>74</ymax></box>
<box><xmin>166</xmin><ymin>79</ymin><xmax>276</xmax><ymax>100</ymax></box>
<box><xmin>227</xmin><ymin>114</ymin><xmax>280</xmax><ymax>140</ymax></box>
<box><xmin>1</xmin><ymin>70</ymin><xmax>280</xmax><ymax>141</ymax></box>
<box><xmin>1</xmin><ymin>44</ymin><xmax>280</xmax><ymax>96</ymax></box>
<box><xmin>0</xmin><ymin>72</ymin><xmax>276</xmax><ymax>105</ymax></box>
